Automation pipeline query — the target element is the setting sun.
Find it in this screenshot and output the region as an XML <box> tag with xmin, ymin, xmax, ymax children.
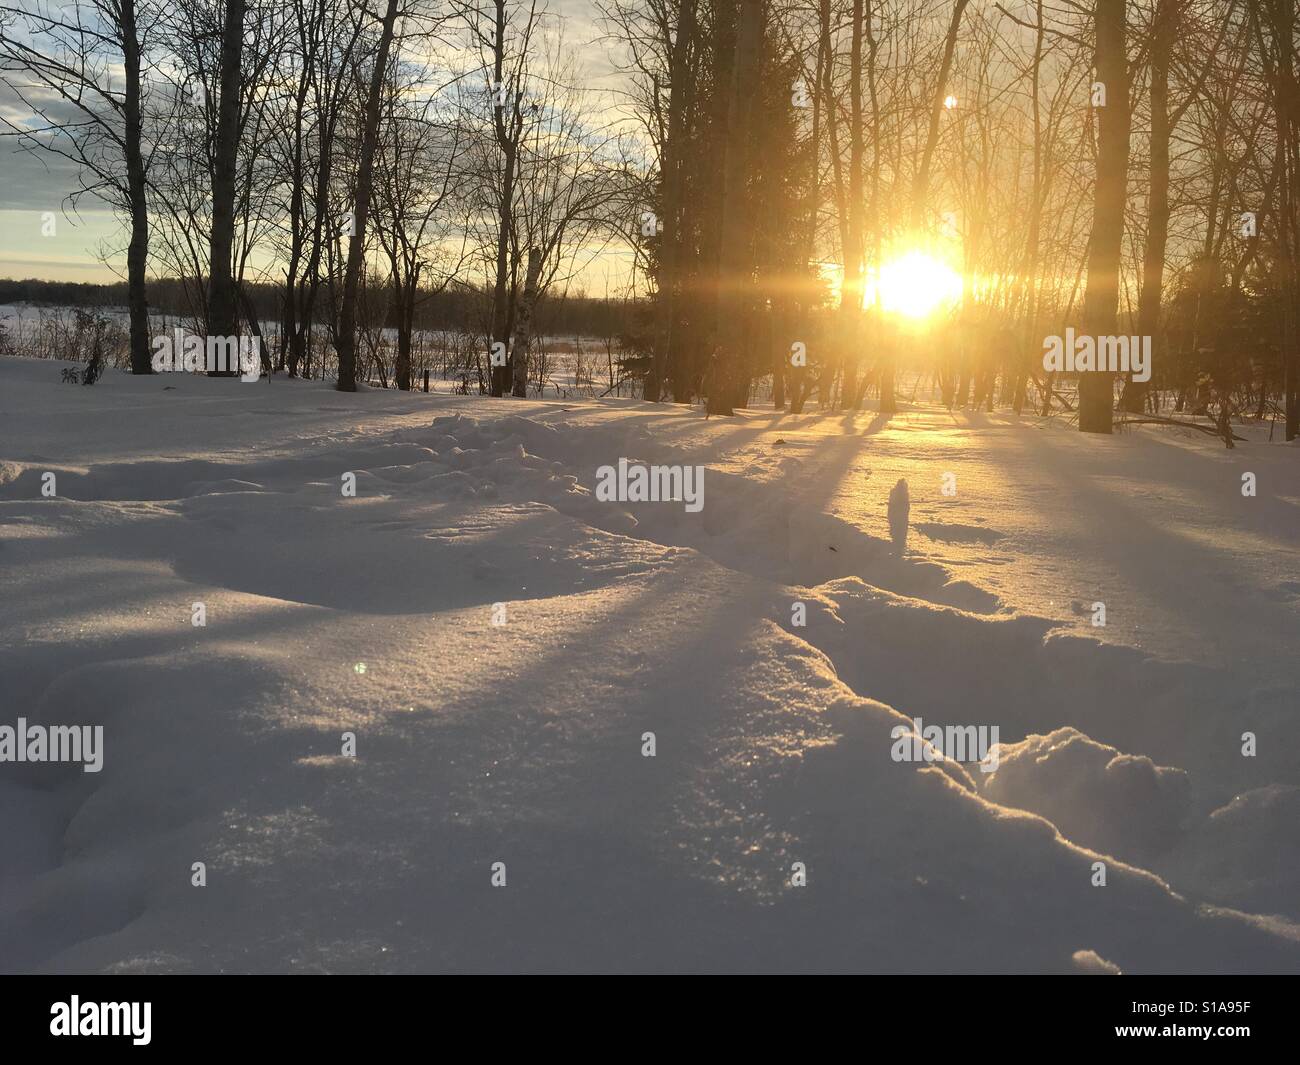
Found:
<box><xmin>868</xmin><ymin>250</ymin><xmax>963</xmax><ymax>320</ymax></box>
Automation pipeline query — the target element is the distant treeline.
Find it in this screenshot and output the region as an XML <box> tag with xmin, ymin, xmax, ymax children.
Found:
<box><xmin>0</xmin><ymin>277</ymin><xmax>644</xmax><ymax>341</ymax></box>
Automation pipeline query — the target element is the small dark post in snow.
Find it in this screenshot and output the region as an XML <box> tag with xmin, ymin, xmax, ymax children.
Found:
<box><xmin>888</xmin><ymin>477</ymin><xmax>910</xmax><ymax>554</ymax></box>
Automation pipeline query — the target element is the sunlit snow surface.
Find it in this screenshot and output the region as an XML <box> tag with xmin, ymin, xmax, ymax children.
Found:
<box><xmin>1</xmin><ymin>356</ymin><xmax>1297</xmax><ymax>973</ymax></box>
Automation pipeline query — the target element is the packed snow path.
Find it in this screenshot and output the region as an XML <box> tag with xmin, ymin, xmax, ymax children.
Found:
<box><xmin>2</xmin><ymin>358</ymin><xmax>1298</xmax><ymax>972</ymax></box>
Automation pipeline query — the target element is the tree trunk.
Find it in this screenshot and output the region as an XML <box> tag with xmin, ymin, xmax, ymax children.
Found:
<box><xmin>770</xmin><ymin>301</ymin><xmax>784</xmax><ymax>409</ymax></box>
<box><xmin>395</xmin><ymin>274</ymin><xmax>415</xmax><ymax>391</ymax></box>
<box><xmin>488</xmin><ymin>0</ymin><xmax>523</xmax><ymax>398</ymax></box>
<box><xmin>1275</xmin><ymin>0</ymin><xmax>1300</xmax><ymax>440</ymax></box>
<box><xmin>336</xmin><ymin>0</ymin><xmax>400</xmax><ymax>392</ymax></box>
<box><xmin>1122</xmin><ymin>0</ymin><xmax>1175</xmax><ymax>414</ymax></box>
<box><xmin>648</xmin><ymin>0</ymin><xmax>697</xmax><ymax>404</ymax></box>
<box><xmin>899</xmin><ymin>0</ymin><xmax>970</xmax><ymax>413</ymax></box>
<box><xmin>510</xmin><ymin>247</ymin><xmax>543</xmax><ymax>397</ymax></box>
<box><xmin>120</xmin><ymin>0</ymin><xmax>151</xmax><ymax>374</ymax></box>
<box><xmin>1078</xmin><ymin>0</ymin><xmax>1131</xmax><ymax>434</ymax></box>
<box><xmin>840</xmin><ymin>0</ymin><xmax>865</xmax><ymax>409</ymax></box>
<box><xmin>206</xmin><ymin>0</ymin><xmax>246</xmax><ymax>375</ymax></box>
<box><xmin>236</xmin><ymin>280</ymin><xmax>267</xmax><ymax>376</ymax></box>
<box><xmin>911</xmin><ymin>0</ymin><xmax>970</xmax><ymax>226</ymax></box>
<box><xmin>859</xmin><ymin>3</ymin><xmax>883</xmax><ymax>412</ymax></box>
<box><xmin>708</xmin><ymin>0</ymin><xmax>764</xmax><ymax>416</ymax></box>
<box><xmin>1013</xmin><ymin>0</ymin><xmax>1044</xmax><ymax>413</ymax></box>
<box><xmin>490</xmin><ymin>146</ymin><xmax>519</xmax><ymax>397</ymax></box>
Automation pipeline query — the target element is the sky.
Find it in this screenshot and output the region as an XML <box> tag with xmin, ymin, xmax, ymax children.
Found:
<box><xmin>0</xmin><ymin>136</ymin><xmax>127</xmax><ymax>282</ymax></box>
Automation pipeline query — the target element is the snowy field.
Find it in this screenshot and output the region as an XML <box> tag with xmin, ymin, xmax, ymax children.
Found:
<box><xmin>1</xmin><ymin>355</ymin><xmax>1298</xmax><ymax>973</ymax></box>
<box><xmin>0</xmin><ymin>303</ymin><xmax>627</xmax><ymax>399</ymax></box>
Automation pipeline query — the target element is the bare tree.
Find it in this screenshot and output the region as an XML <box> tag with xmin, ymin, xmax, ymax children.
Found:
<box><xmin>0</xmin><ymin>0</ymin><xmax>157</xmax><ymax>372</ymax></box>
<box><xmin>374</xmin><ymin>50</ymin><xmax>468</xmax><ymax>390</ymax></box>
<box><xmin>460</xmin><ymin>0</ymin><xmax>543</xmax><ymax>396</ymax></box>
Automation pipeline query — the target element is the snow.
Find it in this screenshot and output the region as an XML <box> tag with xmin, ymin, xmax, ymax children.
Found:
<box><xmin>1071</xmin><ymin>948</ymin><xmax>1122</xmax><ymax>975</ymax></box>
<box><xmin>1</xmin><ymin>354</ymin><xmax>1298</xmax><ymax>973</ymax></box>
<box><xmin>983</xmin><ymin>727</ymin><xmax>1192</xmax><ymax>864</ymax></box>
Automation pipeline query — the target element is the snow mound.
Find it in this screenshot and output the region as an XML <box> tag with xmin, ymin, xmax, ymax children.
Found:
<box><xmin>983</xmin><ymin>727</ymin><xmax>1191</xmax><ymax>862</ymax></box>
<box><xmin>1168</xmin><ymin>785</ymin><xmax>1300</xmax><ymax>918</ymax></box>
<box><xmin>1071</xmin><ymin>949</ymin><xmax>1122</xmax><ymax>974</ymax></box>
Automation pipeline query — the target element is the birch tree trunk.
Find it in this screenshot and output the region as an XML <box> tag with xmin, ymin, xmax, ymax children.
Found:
<box><xmin>510</xmin><ymin>247</ymin><xmax>543</xmax><ymax>397</ymax></box>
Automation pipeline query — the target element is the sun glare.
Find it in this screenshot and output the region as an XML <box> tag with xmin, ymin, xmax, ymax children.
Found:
<box><xmin>868</xmin><ymin>250</ymin><xmax>963</xmax><ymax>321</ymax></box>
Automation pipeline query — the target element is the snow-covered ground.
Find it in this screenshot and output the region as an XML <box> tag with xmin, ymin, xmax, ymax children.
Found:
<box><xmin>1</xmin><ymin>355</ymin><xmax>1297</xmax><ymax>973</ymax></box>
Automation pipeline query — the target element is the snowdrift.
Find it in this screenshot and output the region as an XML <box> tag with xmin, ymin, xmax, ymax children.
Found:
<box><xmin>1</xmin><ymin>357</ymin><xmax>1297</xmax><ymax>972</ymax></box>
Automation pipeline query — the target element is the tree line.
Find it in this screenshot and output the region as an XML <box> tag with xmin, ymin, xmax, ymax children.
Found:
<box><xmin>0</xmin><ymin>276</ymin><xmax>640</xmax><ymax>341</ymax></box>
<box><xmin>1</xmin><ymin>0</ymin><xmax>641</xmax><ymax>393</ymax></box>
